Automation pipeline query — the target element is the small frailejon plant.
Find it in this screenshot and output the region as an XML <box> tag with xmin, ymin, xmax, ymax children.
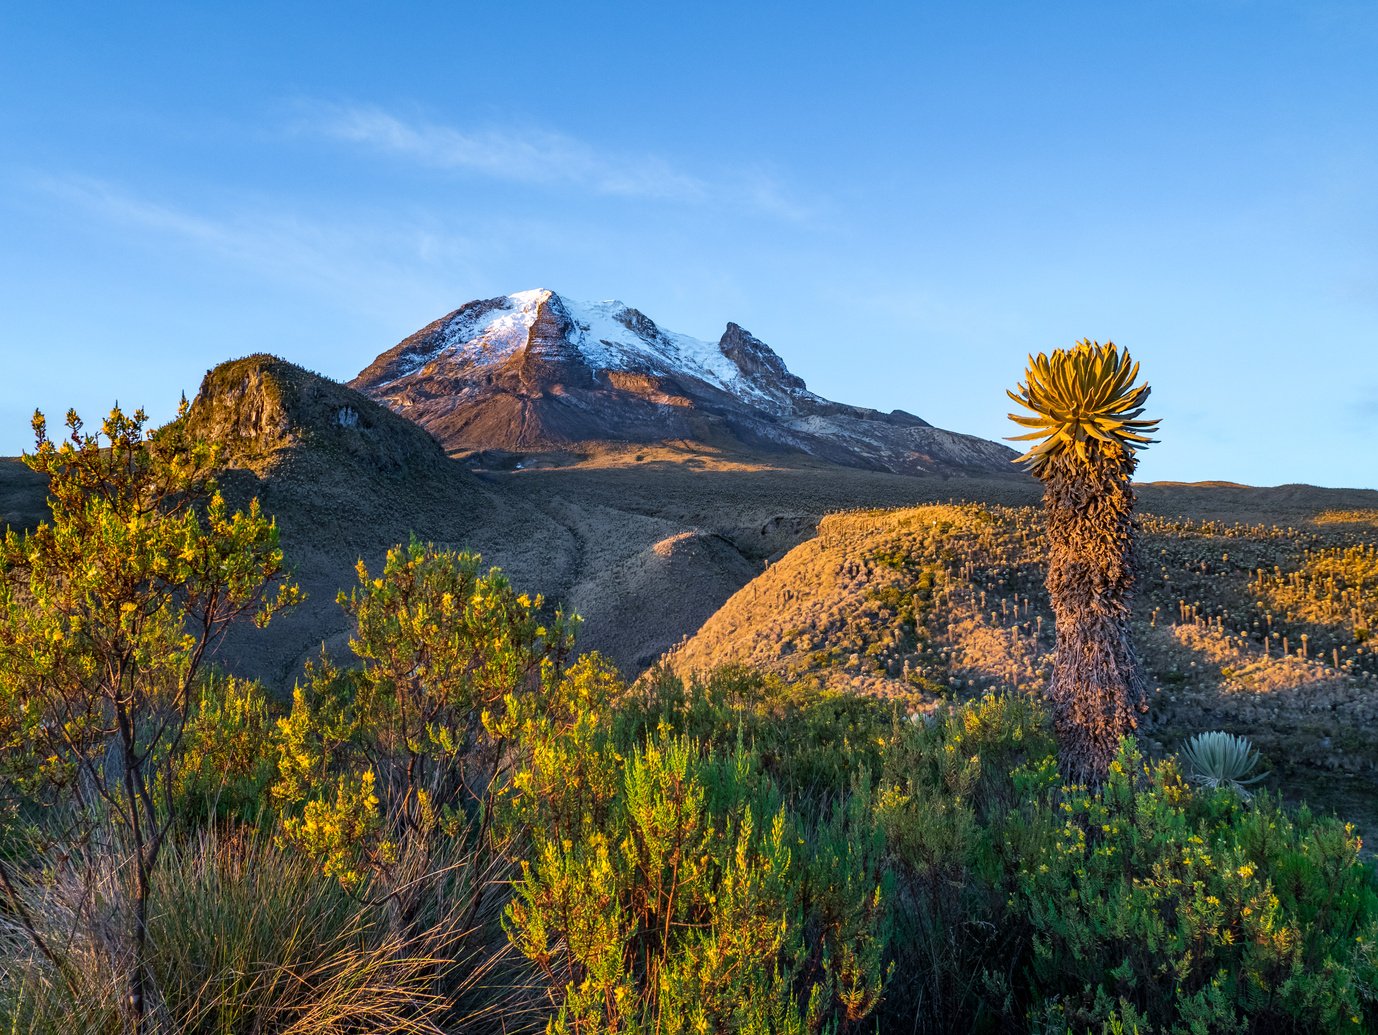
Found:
<box><xmin>1179</xmin><ymin>730</ymin><xmax>1270</xmax><ymax>798</ymax></box>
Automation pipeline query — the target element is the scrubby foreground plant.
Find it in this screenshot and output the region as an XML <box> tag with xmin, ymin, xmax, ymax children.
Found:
<box><xmin>1007</xmin><ymin>341</ymin><xmax>1160</xmax><ymax>782</ymax></box>
<box><xmin>273</xmin><ymin>537</ymin><xmax>578</xmax><ymax>925</ymax></box>
<box><xmin>0</xmin><ymin>406</ymin><xmax>297</xmax><ymax>1032</ymax></box>
<box><xmin>500</xmin><ymin>668</ymin><xmax>1378</xmax><ymax>1033</ymax></box>
<box><xmin>1</xmin><ymin>397</ymin><xmax>1374</xmax><ymax>1034</ymax></box>
<box><xmin>1011</xmin><ymin>741</ymin><xmax>1377</xmax><ymax>1032</ymax></box>
<box><xmin>0</xmin><ymin>827</ymin><xmax>457</xmax><ymax>1034</ymax></box>
<box><xmin>504</xmin><ymin>675</ymin><xmax>892</xmax><ymax>1035</ymax></box>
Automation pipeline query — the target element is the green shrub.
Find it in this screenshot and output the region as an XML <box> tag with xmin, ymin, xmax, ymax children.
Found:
<box><xmin>272</xmin><ymin>539</ymin><xmax>577</xmax><ymax>899</ymax></box>
<box><xmin>504</xmin><ymin>723</ymin><xmax>892</xmax><ymax>1033</ymax></box>
<box><xmin>1010</xmin><ymin>742</ymin><xmax>1378</xmax><ymax>1032</ymax></box>
<box><xmin>837</xmin><ymin>689</ymin><xmax>1376</xmax><ymax>1033</ymax></box>
<box><xmin>794</xmin><ymin>774</ymin><xmax>894</xmax><ymax>1026</ymax></box>
<box><xmin>0</xmin><ymin>405</ymin><xmax>299</xmax><ymax>1027</ymax></box>
<box><xmin>871</xmin><ymin>692</ymin><xmax>1057</xmax><ymax>1030</ymax></box>
<box><xmin>631</xmin><ymin>665</ymin><xmax>903</xmax><ymax>797</ymax></box>
<box><xmin>175</xmin><ymin>674</ymin><xmax>280</xmax><ymax>825</ymax></box>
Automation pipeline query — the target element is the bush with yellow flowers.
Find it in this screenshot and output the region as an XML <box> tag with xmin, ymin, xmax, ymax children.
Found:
<box><xmin>272</xmin><ymin>538</ymin><xmax>578</xmax><ymax>908</ymax></box>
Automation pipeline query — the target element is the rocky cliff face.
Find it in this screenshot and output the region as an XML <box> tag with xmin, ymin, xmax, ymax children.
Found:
<box><xmin>716</xmin><ymin>322</ymin><xmax>808</xmax><ymax>406</ymax></box>
<box><xmin>186</xmin><ymin>354</ymin><xmax>446</xmax><ymax>475</ymax></box>
<box><xmin>351</xmin><ymin>289</ymin><xmax>1019</xmax><ymax>477</ymax></box>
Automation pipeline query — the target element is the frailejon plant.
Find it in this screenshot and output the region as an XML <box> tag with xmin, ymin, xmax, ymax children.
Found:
<box><xmin>1007</xmin><ymin>341</ymin><xmax>1160</xmax><ymax>782</ymax></box>
<box><xmin>0</xmin><ymin>406</ymin><xmax>297</xmax><ymax>1034</ymax></box>
<box><xmin>1179</xmin><ymin>730</ymin><xmax>1269</xmax><ymax>798</ymax></box>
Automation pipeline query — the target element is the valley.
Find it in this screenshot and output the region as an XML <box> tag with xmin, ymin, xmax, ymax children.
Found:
<box><xmin>6</xmin><ymin>421</ymin><xmax>1377</xmax><ymax>838</ymax></box>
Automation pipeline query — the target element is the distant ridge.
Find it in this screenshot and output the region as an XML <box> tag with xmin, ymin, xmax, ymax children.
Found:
<box><xmin>351</xmin><ymin>289</ymin><xmax>1019</xmax><ymax>477</ymax></box>
<box><xmin>1139</xmin><ymin>480</ymin><xmax>1251</xmax><ymax>489</ymax></box>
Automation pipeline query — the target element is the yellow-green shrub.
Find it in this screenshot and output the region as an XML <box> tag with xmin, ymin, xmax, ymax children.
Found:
<box><xmin>504</xmin><ymin>722</ymin><xmax>892</xmax><ymax>1033</ymax></box>
<box><xmin>175</xmin><ymin>674</ymin><xmax>278</xmax><ymax>825</ymax></box>
<box><xmin>631</xmin><ymin>664</ymin><xmax>902</xmax><ymax>796</ymax></box>
<box><xmin>272</xmin><ymin>538</ymin><xmax>577</xmax><ymax>897</ymax></box>
<box><xmin>1010</xmin><ymin>742</ymin><xmax>1378</xmax><ymax>1032</ymax></box>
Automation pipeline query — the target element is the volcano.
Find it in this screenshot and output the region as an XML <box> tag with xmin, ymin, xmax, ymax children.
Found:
<box><xmin>350</xmin><ymin>289</ymin><xmax>1018</xmax><ymax>476</ymax></box>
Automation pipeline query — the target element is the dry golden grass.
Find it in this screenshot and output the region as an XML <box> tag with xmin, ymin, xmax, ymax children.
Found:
<box><xmin>0</xmin><ymin>828</ymin><xmax>522</xmax><ymax>1034</ymax></box>
<box><xmin>1314</xmin><ymin>508</ymin><xmax>1378</xmax><ymax>526</ymax></box>
<box><xmin>668</xmin><ymin>499</ymin><xmax>1378</xmax><ymax>838</ymax></box>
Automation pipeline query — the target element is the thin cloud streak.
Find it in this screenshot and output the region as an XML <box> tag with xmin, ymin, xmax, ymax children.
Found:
<box><xmin>305</xmin><ymin>102</ymin><xmax>706</xmax><ymax>200</ymax></box>
<box><xmin>296</xmin><ymin>102</ymin><xmax>813</xmax><ymax>220</ymax></box>
<box><xmin>29</xmin><ymin>174</ymin><xmax>481</xmax><ymax>322</ymax></box>
<box><xmin>1350</xmin><ymin>390</ymin><xmax>1378</xmax><ymax>420</ymax></box>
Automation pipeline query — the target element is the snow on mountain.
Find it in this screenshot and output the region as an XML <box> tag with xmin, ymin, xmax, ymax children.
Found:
<box><xmin>350</xmin><ymin>289</ymin><xmax>1020</xmax><ymax>476</ymax></box>
<box><xmin>371</xmin><ymin>288</ymin><xmax>790</xmax><ymax>408</ymax></box>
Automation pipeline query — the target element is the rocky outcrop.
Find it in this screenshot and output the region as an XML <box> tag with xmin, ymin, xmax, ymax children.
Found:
<box><xmin>515</xmin><ymin>292</ymin><xmax>596</xmax><ymax>390</ymax></box>
<box><xmin>718</xmin><ymin>322</ymin><xmax>806</xmax><ymax>404</ymax></box>
<box><xmin>186</xmin><ymin>354</ymin><xmax>446</xmax><ymax>475</ymax></box>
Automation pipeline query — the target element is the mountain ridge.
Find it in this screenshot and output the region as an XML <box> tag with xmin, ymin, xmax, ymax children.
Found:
<box><xmin>350</xmin><ymin>289</ymin><xmax>1017</xmax><ymax>476</ymax></box>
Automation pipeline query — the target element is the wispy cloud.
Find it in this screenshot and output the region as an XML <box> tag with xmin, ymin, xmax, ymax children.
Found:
<box><xmin>31</xmin><ymin>173</ymin><xmax>481</xmax><ymax>321</ymax></box>
<box><xmin>1351</xmin><ymin>389</ymin><xmax>1378</xmax><ymax>420</ymax></box>
<box><xmin>303</xmin><ymin>102</ymin><xmax>705</xmax><ymax>201</ymax></box>
<box><xmin>293</xmin><ymin>102</ymin><xmax>812</xmax><ymax>219</ymax></box>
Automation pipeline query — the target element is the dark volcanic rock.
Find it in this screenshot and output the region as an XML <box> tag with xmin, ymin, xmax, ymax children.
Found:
<box><xmin>718</xmin><ymin>322</ymin><xmax>806</xmax><ymax>402</ymax></box>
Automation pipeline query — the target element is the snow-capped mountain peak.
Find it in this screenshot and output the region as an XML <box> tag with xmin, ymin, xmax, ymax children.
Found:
<box><xmin>364</xmin><ymin>289</ymin><xmax>806</xmax><ymax>409</ymax></box>
<box><xmin>349</xmin><ymin>289</ymin><xmax>1018</xmax><ymax>476</ymax></box>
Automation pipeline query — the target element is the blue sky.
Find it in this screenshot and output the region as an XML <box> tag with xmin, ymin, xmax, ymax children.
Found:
<box><xmin>2</xmin><ymin>1</ymin><xmax>1375</xmax><ymax>487</ymax></box>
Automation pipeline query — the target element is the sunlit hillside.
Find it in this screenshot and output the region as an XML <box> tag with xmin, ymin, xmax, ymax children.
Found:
<box><xmin>669</xmin><ymin>501</ymin><xmax>1378</xmax><ymax>833</ymax></box>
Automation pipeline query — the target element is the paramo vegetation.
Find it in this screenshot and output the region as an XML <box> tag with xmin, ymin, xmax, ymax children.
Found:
<box><xmin>0</xmin><ymin>394</ymin><xmax>1375</xmax><ymax>1032</ymax></box>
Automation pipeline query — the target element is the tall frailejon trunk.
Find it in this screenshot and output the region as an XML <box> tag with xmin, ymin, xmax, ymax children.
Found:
<box><xmin>1007</xmin><ymin>340</ymin><xmax>1159</xmax><ymax>782</ymax></box>
<box><xmin>1043</xmin><ymin>448</ymin><xmax>1147</xmax><ymax>783</ymax></box>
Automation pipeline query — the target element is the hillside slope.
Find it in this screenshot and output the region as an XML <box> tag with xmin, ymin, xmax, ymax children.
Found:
<box><xmin>178</xmin><ymin>357</ymin><xmax>1039</xmax><ymax>683</ymax></box>
<box><xmin>668</xmin><ymin>500</ymin><xmax>1378</xmax><ymax>830</ymax></box>
<box><xmin>175</xmin><ymin>355</ymin><xmax>511</xmax><ymax>685</ymax></box>
<box><xmin>7</xmin><ymin>359</ymin><xmax>1377</xmax><ymax>698</ymax></box>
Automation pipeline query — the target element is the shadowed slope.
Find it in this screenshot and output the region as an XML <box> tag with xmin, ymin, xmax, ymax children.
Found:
<box><xmin>0</xmin><ymin>458</ymin><xmax>46</xmax><ymax>533</ymax></box>
<box><xmin>175</xmin><ymin>356</ymin><xmax>513</xmax><ymax>686</ymax></box>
